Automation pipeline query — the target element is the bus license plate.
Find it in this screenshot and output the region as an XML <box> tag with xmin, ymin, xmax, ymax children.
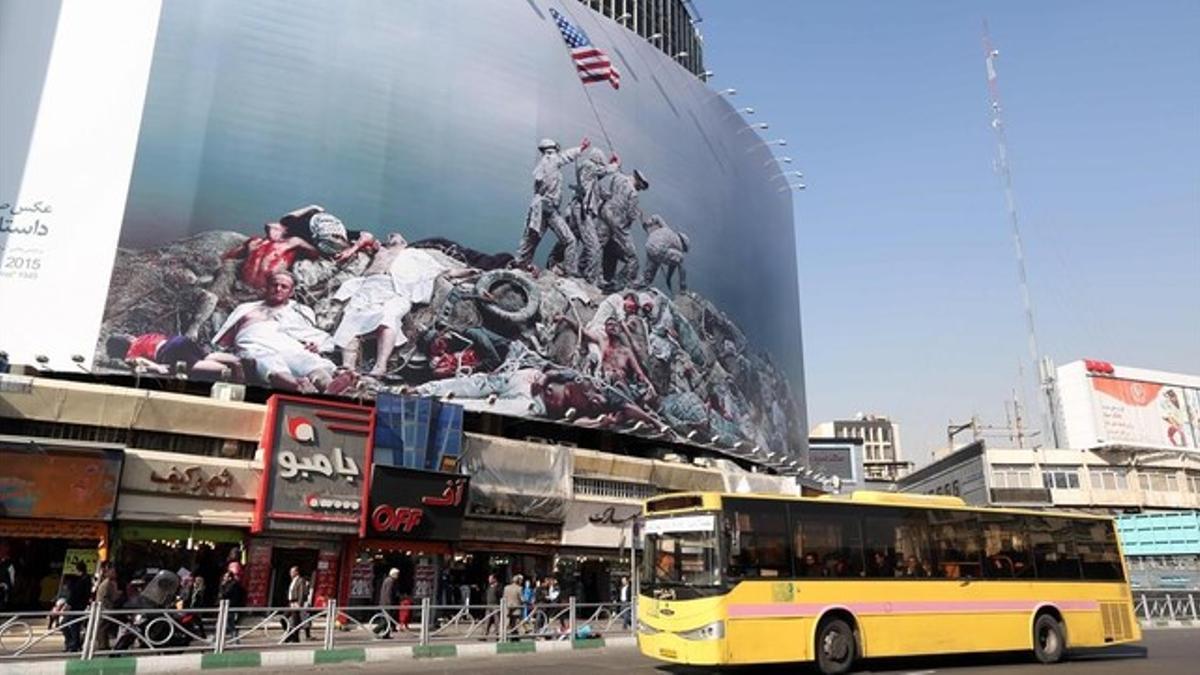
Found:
<box><xmin>659</xmin><ymin>648</ymin><xmax>678</xmax><ymax>659</ymax></box>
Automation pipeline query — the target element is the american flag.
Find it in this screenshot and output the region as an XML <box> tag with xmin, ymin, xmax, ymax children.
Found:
<box><xmin>548</xmin><ymin>7</ymin><xmax>620</xmax><ymax>90</ymax></box>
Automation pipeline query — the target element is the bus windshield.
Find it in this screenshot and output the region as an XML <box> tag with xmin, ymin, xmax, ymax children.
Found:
<box><xmin>643</xmin><ymin>514</ymin><xmax>722</xmax><ymax>594</ymax></box>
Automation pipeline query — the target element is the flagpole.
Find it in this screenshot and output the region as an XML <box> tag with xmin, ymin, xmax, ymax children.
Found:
<box><xmin>577</xmin><ymin>79</ymin><xmax>616</xmax><ymax>153</ymax></box>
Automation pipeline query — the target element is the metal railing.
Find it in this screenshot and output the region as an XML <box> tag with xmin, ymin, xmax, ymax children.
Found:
<box><xmin>0</xmin><ymin>599</ymin><xmax>633</xmax><ymax>661</ymax></box>
<box><xmin>1133</xmin><ymin>589</ymin><xmax>1200</xmax><ymax>622</ymax></box>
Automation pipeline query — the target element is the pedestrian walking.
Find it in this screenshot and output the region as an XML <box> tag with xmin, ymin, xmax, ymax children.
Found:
<box><xmin>284</xmin><ymin>566</ymin><xmax>309</xmax><ymax>642</ymax></box>
<box><xmin>377</xmin><ymin>568</ymin><xmax>400</xmax><ymax>639</ymax></box>
<box><xmin>94</xmin><ymin>563</ymin><xmax>120</xmax><ymax>652</ymax></box>
<box><xmin>502</xmin><ymin>575</ymin><xmax>523</xmax><ymax>638</ymax></box>
<box><xmin>619</xmin><ymin>576</ymin><xmax>631</xmax><ymax>629</ymax></box>
<box><xmin>62</xmin><ymin>563</ymin><xmax>91</xmax><ymax>652</ymax></box>
<box><xmin>218</xmin><ymin>570</ymin><xmax>245</xmax><ymax>638</ymax></box>
<box><xmin>483</xmin><ymin>574</ymin><xmax>501</xmax><ymax>636</ymax></box>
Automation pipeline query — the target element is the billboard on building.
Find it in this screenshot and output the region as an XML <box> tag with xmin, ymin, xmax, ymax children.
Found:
<box><xmin>254</xmin><ymin>395</ymin><xmax>374</xmax><ymax>535</ymax></box>
<box><xmin>0</xmin><ymin>0</ymin><xmax>807</xmax><ymax>456</ymax></box>
<box><xmin>1055</xmin><ymin>360</ymin><xmax>1200</xmax><ymax>451</ymax></box>
<box><xmin>806</xmin><ymin>440</ymin><xmax>862</xmax><ymax>489</ymax></box>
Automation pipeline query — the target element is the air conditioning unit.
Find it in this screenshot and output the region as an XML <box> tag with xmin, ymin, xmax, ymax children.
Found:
<box><xmin>210</xmin><ymin>382</ymin><xmax>246</xmax><ymax>402</ymax></box>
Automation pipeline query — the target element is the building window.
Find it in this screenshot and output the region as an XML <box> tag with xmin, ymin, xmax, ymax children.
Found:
<box><xmin>573</xmin><ymin>476</ymin><xmax>658</xmax><ymax>501</ymax></box>
<box><xmin>1136</xmin><ymin>470</ymin><xmax>1180</xmax><ymax>493</ymax></box>
<box><xmin>993</xmin><ymin>467</ymin><xmax>1033</xmax><ymax>489</ymax></box>
<box><xmin>1187</xmin><ymin>473</ymin><xmax>1200</xmax><ymax>494</ymax></box>
<box><xmin>1042</xmin><ymin>467</ymin><xmax>1081</xmax><ymax>490</ymax></box>
<box><xmin>1089</xmin><ymin>468</ymin><xmax>1129</xmax><ymax>491</ymax></box>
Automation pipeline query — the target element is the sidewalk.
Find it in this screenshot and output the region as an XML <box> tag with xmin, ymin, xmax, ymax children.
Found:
<box><xmin>1</xmin><ymin>637</ymin><xmax>635</xmax><ymax>675</ymax></box>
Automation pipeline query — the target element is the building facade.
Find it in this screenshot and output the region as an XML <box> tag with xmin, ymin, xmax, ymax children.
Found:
<box><xmin>1114</xmin><ymin>511</ymin><xmax>1200</xmax><ymax>590</ymax></box>
<box><xmin>577</xmin><ymin>0</ymin><xmax>706</xmax><ymax>77</ymax></box>
<box><xmin>897</xmin><ymin>439</ymin><xmax>1200</xmax><ymax>512</ymax></box>
<box><xmin>812</xmin><ymin>415</ymin><xmax>908</xmax><ymax>481</ymax></box>
<box><xmin>0</xmin><ymin>0</ymin><xmax>812</xmax><ymax>614</ymax></box>
<box><xmin>0</xmin><ymin>371</ymin><xmax>799</xmax><ymax>611</ymax></box>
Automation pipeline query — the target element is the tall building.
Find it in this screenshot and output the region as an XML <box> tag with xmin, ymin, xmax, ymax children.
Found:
<box><xmin>577</xmin><ymin>0</ymin><xmax>706</xmax><ymax>77</ymax></box>
<box><xmin>811</xmin><ymin>414</ymin><xmax>908</xmax><ymax>481</ymax></box>
<box><xmin>0</xmin><ymin>0</ymin><xmax>808</xmax><ymax>613</ymax></box>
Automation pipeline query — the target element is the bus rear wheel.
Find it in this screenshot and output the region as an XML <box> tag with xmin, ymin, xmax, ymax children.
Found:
<box><xmin>1032</xmin><ymin>614</ymin><xmax>1066</xmax><ymax>664</ymax></box>
<box><xmin>815</xmin><ymin>617</ymin><xmax>856</xmax><ymax>675</ymax></box>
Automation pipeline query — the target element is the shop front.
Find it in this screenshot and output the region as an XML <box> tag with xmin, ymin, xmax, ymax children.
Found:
<box><xmin>456</xmin><ymin>435</ymin><xmax>569</xmax><ymax>590</ymax></box>
<box><xmin>557</xmin><ymin>499</ymin><xmax>641</xmax><ymax>603</ymax></box>
<box><xmin>457</xmin><ymin>517</ymin><xmax>563</xmax><ymax>591</ymax></box>
<box><xmin>113</xmin><ymin>448</ymin><xmax>260</xmax><ymax>604</ymax></box>
<box><xmin>0</xmin><ymin>437</ymin><xmax>123</xmax><ymax>610</ymax></box>
<box><xmin>343</xmin><ymin>465</ymin><xmax>469</xmax><ymax>609</ymax></box>
<box><xmin>249</xmin><ymin>396</ymin><xmax>373</xmax><ymax>607</ymax></box>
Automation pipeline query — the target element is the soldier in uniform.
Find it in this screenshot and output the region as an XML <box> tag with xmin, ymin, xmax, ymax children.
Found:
<box><xmin>562</xmin><ymin>147</ymin><xmax>619</xmax><ymax>284</ymax></box>
<box><xmin>599</xmin><ymin>168</ymin><xmax>649</xmax><ymax>290</ymax></box>
<box><xmin>640</xmin><ymin>214</ymin><xmax>689</xmax><ymax>293</ymax></box>
<box><xmin>515</xmin><ymin>137</ymin><xmax>590</xmax><ymax>275</ymax></box>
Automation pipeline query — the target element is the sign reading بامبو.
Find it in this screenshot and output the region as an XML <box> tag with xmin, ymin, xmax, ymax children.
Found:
<box><xmin>365</xmin><ymin>465</ymin><xmax>469</xmax><ymax>541</ymax></box>
<box><xmin>254</xmin><ymin>395</ymin><xmax>374</xmax><ymax>535</ymax></box>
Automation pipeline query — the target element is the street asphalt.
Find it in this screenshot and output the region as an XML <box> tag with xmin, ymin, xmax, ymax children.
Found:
<box><xmin>219</xmin><ymin>627</ymin><xmax>1191</xmax><ymax>674</ymax></box>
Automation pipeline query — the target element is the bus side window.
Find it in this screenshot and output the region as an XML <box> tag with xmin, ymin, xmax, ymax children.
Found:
<box><xmin>980</xmin><ymin>513</ymin><xmax>1034</xmax><ymax>579</ymax></box>
<box><xmin>1075</xmin><ymin>520</ymin><xmax>1124</xmax><ymax>581</ymax></box>
<box><xmin>928</xmin><ymin>510</ymin><xmax>983</xmax><ymax>579</ymax></box>
<box><xmin>791</xmin><ymin>503</ymin><xmax>864</xmax><ymax>578</ymax></box>
<box><xmin>724</xmin><ymin>498</ymin><xmax>791</xmax><ymax>579</ymax></box>
<box><xmin>1028</xmin><ymin>516</ymin><xmax>1083</xmax><ymax>580</ymax></box>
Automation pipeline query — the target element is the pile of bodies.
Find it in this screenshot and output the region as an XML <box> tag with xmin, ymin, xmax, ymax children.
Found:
<box><xmin>97</xmin><ymin>146</ymin><xmax>801</xmax><ymax>451</ymax></box>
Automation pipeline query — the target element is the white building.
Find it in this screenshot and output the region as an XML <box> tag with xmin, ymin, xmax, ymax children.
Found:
<box><xmin>897</xmin><ymin>439</ymin><xmax>1200</xmax><ymax>512</ymax></box>
<box><xmin>811</xmin><ymin>414</ymin><xmax>908</xmax><ymax>481</ymax></box>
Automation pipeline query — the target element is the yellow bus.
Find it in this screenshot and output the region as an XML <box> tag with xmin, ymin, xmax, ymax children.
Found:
<box><xmin>637</xmin><ymin>491</ymin><xmax>1139</xmax><ymax>673</ymax></box>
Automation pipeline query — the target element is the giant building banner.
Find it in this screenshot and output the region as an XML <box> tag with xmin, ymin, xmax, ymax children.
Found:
<box><xmin>0</xmin><ymin>0</ymin><xmax>807</xmax><ymax>456</ymax></box>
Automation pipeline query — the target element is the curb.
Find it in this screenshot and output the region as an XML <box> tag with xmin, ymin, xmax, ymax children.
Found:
<box><xmin>0</xmin><ymin>637</ymin><xmax>636</xmax><ymax>674</ymax></box>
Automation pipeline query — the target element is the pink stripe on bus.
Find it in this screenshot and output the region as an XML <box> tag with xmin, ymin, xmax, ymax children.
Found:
<box><xmin>727</xmin><ymin>599</ymin><xmax>1099</xmax><ymax>618</ymax></box>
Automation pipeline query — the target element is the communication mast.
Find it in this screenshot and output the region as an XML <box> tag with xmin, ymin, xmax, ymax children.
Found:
<box><xmin>981</xmin><ymin>21</ymin><xmax>1060</xmax><ymax>447</ymax></box>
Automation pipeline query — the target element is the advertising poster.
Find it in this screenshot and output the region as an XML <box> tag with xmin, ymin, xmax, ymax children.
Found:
<box><xmin>61</xmin><ymin>549</ymin><xmax>99</xmax><ymax>577</ymax></box>
<box><xmin>2</xmin><ymin>0</ymin><xmax>807</xmax><ymax>457</ymax></box>
<box><xmin>0</xmin><ymin>445</ymin><xmax>123</xmax><ymax>521</ymax></box>
<box><xmin>807</xmin><ymin>443</ymin><xmax>861</xmax><ymax>486</ymax></box>
<box><xmin>1090</xmin><ymin>377</ymin><xmax>1200</xmax><ymax>450</ymax></box>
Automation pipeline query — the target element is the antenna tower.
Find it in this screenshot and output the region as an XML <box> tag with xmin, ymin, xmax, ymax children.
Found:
<box><xmin>982</xmin><ymin>21</ymin><xmax>1060</xmax><ymax>447</ymax></box>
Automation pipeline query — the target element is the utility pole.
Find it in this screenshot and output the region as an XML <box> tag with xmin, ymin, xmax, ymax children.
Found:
<box><xmin>982</xmin><ymin>22</ymin><xmax>1060</xmax><ymax>448</ymax></box>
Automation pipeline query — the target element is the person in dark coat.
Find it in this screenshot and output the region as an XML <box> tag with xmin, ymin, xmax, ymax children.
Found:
<box><xmin>62</xmin><ymin>563</ymin><xmax>92</xmax><ymax>652</ymax></box>
<box><xmin>218</xmin><ymin>571</ymin><xmax>246</xmax><ymax>637</ymax></box>
<box><xmin>483</xmin><ymin>574</ymin><xmax>501</xmax><ymax>636</ymax></box>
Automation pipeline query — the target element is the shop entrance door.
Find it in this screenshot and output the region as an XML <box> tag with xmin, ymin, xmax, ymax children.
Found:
<box><xmin>267</xmin><ymin>548</ymin><xmax>318</xmax><ymax>607</ymax></box>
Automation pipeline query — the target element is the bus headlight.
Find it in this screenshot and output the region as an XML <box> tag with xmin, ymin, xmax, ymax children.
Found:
<box><xmin>637</xmin><ymin>619</ymin><xmax>661</xmax><ymax>635</ymax></box>
<box><xmin>678</xmin><ymin>620</ymin><xmax>725</xmax><ymax>641</ymax></box>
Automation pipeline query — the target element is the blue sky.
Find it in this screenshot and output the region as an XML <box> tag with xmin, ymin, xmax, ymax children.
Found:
<box><xmin>698</xmin><ymin>1</ymin><xmax>1200</xmax><ymax>463</ymax></box>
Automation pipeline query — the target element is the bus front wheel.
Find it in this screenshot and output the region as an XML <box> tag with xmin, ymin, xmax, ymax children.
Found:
<box><xmin>815</xmin><ymin>617</ymin><xmax>857</xmax><ymax>675</ymax></box>
<box><xmin>1032</xmin><ymin>613</ymin><xmax>1066</xmax><ymax>664</ymax></box>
